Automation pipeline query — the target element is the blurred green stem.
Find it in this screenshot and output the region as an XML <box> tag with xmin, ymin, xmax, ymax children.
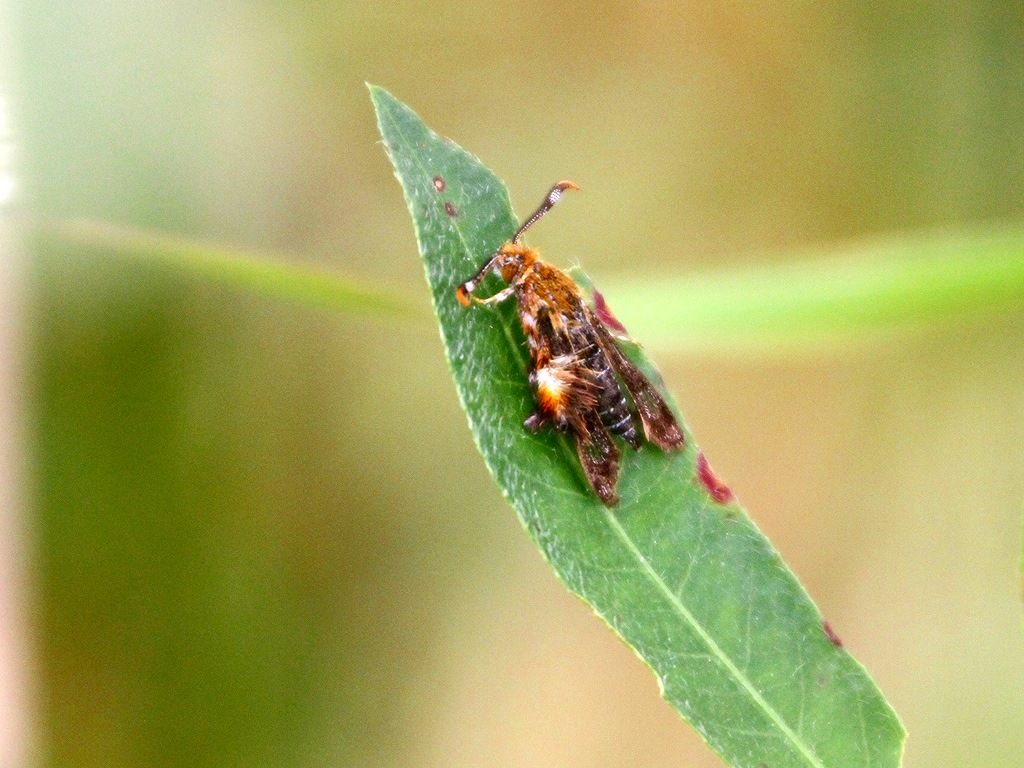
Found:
<box><xmin>29</xmin><ymin>217</ymin><xmax>426</xmax><ymax>320</ymax></box>
<box><xmin>602</xmin><ymin>222</ymin><xmax>1024</xmax><ymax>354</ymax></box>
<box><xmin>29</xmin><ymin>216</ymin><xmax>1024</xmax><ymax>350</ymax></box>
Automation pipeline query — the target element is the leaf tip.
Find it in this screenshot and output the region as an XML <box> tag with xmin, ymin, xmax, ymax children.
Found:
<box><xmin>366</xmin><ymin>83</ymin><xmax>396</xmax><ymax>113</ymax></box>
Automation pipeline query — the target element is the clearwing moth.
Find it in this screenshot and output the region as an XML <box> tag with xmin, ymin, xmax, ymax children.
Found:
<box><xmin>456</xmin><ymin>182</ymin><xmax>684</xmax><ymax>505</ymax></box>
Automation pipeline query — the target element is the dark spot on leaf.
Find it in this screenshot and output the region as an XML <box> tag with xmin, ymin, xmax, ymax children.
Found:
<box><xmin>696</xmin><ymin>452</ymin><xmax>733</xmax><ymax>503</ymax></box>
<box><xmin>817</xmin><ymin>675</ymin><xmax>828</xmax><ymax>687</ymax></box>
<box><xmin>593</xmin><ymin>288</ymin><xmax>628</xmax><ymax>335</ymax></box>
<box><xmin>444</xmin><ymin>202</ymin><xmax>457</xmax><ymax>217</ymax></box>
<box><xmin>433</xmin><ymin>176</ymin><xmax>446</xmax><ymax>191</ymax></box>
<box><xmin>823</xmin><ymin>621</ymin><xmax>844</xmax><ymax>648</ymax></box>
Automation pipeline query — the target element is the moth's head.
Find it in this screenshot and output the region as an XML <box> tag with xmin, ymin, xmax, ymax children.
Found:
<box><xmin>497</xmin><ymin>243</ymin><xmax>532</xmax><ymax>282</ymax></box>
<box><xmin>455</xmin><ymin>244</ymin><xmax>530</xmax><ymax>307</ymax></box>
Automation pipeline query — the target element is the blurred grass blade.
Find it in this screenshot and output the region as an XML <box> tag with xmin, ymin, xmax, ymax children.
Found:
<box><xmin>603</xmin><ymin>227</ymin><xmax>1024</xmax><ymax>354</ymax></box>
<box><xmin>29</xmin><ymin>217</ymin><xmax>423</xmax><ymax>319</ymax></box>
<box><xmin>371</xmin><ymin>84</ymin><xmax>905</xmax><ymax>768</ymax></box>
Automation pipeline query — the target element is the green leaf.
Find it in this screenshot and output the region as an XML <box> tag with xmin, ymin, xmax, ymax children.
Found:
<box><xmin>371</xmin><ymin>85</ymin><xmax>905</xmax><ymax>768</ymax></box>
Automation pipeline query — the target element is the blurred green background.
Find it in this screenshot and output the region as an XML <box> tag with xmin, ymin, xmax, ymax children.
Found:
<box><xmin>5</xmin><ymin>2</ymin><xmax>1024</xmax><ymax>766</ymax></box>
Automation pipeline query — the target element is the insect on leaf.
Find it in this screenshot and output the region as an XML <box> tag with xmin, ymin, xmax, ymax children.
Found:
<box><xmin>370</xmin><ymin>84</ymin><xmax>905</xmax><ymax>768</ymax></box>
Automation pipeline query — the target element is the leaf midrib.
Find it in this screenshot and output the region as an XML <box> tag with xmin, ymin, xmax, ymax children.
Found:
<box><xmin>602</xmin><ymin>508</ymin><xmax>826</xmax><ymax>768</ymax></box>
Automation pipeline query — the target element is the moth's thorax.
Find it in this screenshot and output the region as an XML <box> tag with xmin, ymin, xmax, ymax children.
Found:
<box><xmin>515</xmin><ymin>259</ymin><xmax>585</xmax><ymax>325</ymax></box>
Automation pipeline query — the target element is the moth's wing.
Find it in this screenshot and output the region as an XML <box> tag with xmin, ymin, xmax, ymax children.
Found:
<box><xmin>573</xmin><ymin>412</ymin><xmax>621</xmax><ymax>506</ymax></box>
<box><xmin>592</xmin><ymin>318</ymin><xmax>685</xmax><ymax>451</ymax></box>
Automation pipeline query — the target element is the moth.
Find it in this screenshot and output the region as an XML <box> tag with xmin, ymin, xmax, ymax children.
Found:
<box><xmin>456</xmin><ymin>181</ymin><xmax>684</xmax><ymax>505</ymax></box>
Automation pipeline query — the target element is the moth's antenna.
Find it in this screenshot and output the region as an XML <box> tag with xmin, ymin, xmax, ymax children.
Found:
<box><xmin>512</xmin><ymin>180</ymin><xmax>579</xmax><ymax>245</ymax></box>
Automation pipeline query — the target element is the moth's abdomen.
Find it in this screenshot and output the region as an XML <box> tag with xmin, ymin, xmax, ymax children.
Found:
<box><xmin>597</xmin><ymin>370</ymin><xmax>639</xmax><ymax>447</ymax></box>
<box><xmin>576</xmin><ymin>326</ymin><xmax>640</xmax><ymax>448</ymax></box>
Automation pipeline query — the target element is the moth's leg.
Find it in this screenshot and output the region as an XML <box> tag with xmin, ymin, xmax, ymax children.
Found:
<box><xmin>523</xmin><ymin>411</ymin><xmax>548</xmax><ymax>433</ymax></box>
<box><xmin>470</xmin><ymin>284</ymin><xmax>517</xmax><ymax>305</ymax></box>
<box><xmin>456</xmin><ymin>252</ymin><xmax>504</xmax><ymax>306</ymax></box>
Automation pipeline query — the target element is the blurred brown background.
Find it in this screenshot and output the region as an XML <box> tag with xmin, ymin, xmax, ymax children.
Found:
<box><xmin>6</xmin><ymin>2</ymin><xmax>1024</xmax><ymax>766</ymax></box>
